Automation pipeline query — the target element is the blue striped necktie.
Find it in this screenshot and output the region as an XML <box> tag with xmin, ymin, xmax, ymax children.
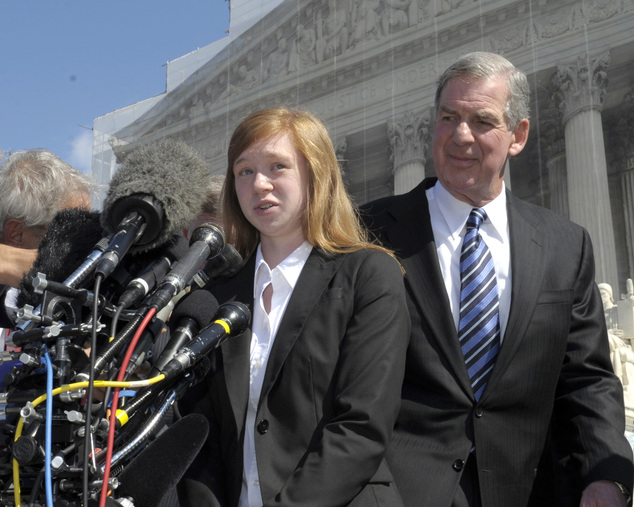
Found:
<box><xmin>458</xmin><ymin>208</ymin><xmax>500</xmax><ymax>401</ymax></box>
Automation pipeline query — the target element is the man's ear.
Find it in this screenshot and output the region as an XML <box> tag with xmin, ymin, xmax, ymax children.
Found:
<box><xmin>509</xmin><ymin>118</ymin><xmax>530</xmax><ymax>156</ymax></box>
<box><xmin>2</xmin><ymin>218</ymin><xmax>25</xmax><ymax>247</ymax></box>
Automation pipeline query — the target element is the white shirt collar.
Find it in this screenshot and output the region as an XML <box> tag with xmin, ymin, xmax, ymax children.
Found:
<box><xmin>431</xmin><ymin>180</ymin><xmax>507</xmax><ymax>240</ymax></box>
<box><xmin>253</xmin><ymin>240</ymin><xmax>313</xmax><ymax>298</ymax></box>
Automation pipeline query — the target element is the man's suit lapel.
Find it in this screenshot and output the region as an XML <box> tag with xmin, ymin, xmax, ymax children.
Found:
<box><xmin>482</xmin><ymin>192</ymin><xmax>547</xmax><ymax>395</ymax></box>
<box><xmin>259</xmin><ymin>249</ymin><xmax>341</xmax><ymax>399</ymax></box>
<box><xmin>385</xmin><ymin>180</ymin><xmax>473</xmax><ymax>396</ymax></box>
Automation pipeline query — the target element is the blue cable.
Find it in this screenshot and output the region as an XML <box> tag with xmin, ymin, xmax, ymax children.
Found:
<box><xmin>42</xmin><ymin>346</ymin><xmax>54</xmax><ymax>507</ymax></box>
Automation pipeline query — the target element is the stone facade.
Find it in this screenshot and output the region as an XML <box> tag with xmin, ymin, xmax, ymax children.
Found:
<box><xmin>93</xmin><ymin>0</ymin><xmax>634</xmax><ymax>421</ymax></box>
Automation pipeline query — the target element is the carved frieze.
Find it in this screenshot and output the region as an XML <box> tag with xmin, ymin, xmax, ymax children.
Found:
<box><xmin>532</xmin><ymin>7</ymin><xmax>576</xmax><ymax>40</ymax></box>
<box><xmin>111</xmin><ymin>0</ymin><xmax>633</xmax><ymax>153</ymax></box>
<box><xmin>490</xmin><ymin>23</ymin><xmax>529</xmax><ymax>54</ymax></box>
<box><xmin>585</xmin><ymin>0</ymin><xmax>624</xmax><ymax>22</ymax></box>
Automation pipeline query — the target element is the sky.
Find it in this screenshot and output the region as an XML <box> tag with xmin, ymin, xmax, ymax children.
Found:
<box><xmin>0</xmin><ymin>1</ymin><xmax>231</xmax><ymax>175</ymax></box>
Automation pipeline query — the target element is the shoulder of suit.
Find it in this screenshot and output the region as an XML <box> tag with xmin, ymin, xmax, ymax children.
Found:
<box><xmin>508</xmin><ymin>191</ymin><xmax>585</xmax><ymax>234</ymax></box>
<box><xmin>360</xmin><ymin>179</ymin><xmax>433</xmax><ymax>234</ymax></box>
<box><xmin>313</xmin><ymin>246</ymin><xmax>397</xmax><ymax>266</ymax></box>
<box><xmin>328</xmin><ymin>249</ymin><xmax>403</xmax><ymax>279</ymax></box>
<box><xmin>361</xmin><ymin>178</ymin><xmax>431</xmax><ymax>212</ymax></box>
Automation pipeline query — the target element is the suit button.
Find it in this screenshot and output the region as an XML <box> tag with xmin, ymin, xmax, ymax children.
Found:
<box><xmin>257</xmin><ymin>419</ymin><xmax>269</xmax><ymax>434</ymax></box>
<box><xmin>452</xmin><ymin>459</ymin><xmax>465</xmax><ymax>472</ymax></box>
<box><xmin>475</xmin><ymin>408</ymin><xmax>484</xmax><ymax>418</ymax></box>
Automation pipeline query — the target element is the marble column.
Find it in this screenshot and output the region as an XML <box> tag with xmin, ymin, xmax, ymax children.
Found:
<box><xmin>615</xmin><ymin>91</ymin><xmax>634</xmax><ymax>280</ymax></box>
<box><xmin>547</xmin><ymin>152</ymin><xmax>568</xmax><ymax>217</ymax></box>
<box><xmin>388</xmin><ymin>109</ymin><xmax>431</xmax><ymax>195</ymax></box>
<box><xmin>541</xmin><ymin>90</ymin><xmax>568</xmax><ymax>218</ymax></box>
<box><xmin>556</xmin><ymin>51</ymin><xmax>619</xmax><ymax>289</ymax></box>
<box><xmin>623</xmin><ymin>170</ymin><xmax>634</xmax><ymax>278</ymax></box>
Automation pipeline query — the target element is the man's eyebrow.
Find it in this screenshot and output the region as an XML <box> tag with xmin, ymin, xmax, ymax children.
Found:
<box><xmin>437</xmin><ymin>105</ymin><xmax>499</xmax><ymax>121</ymax></box>
<box><xmin>473</xmin><ymin>110</ymin><xmax>500</xmax><ymax>122</ymax></box>
<box><xmin>438</xmin><ymin>104</ymin><xmax>456</xmax><ymax>114</ymax></box>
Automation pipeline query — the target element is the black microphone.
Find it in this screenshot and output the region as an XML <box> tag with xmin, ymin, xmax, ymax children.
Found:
<box><xmin>149</xmin><ymin>223</ymin><xmax>225</xmax><ymax>311</ymax></box>
<box><xmin>114</xmin><ymin>413</ymin><xmax>209</xmax><ymax>507</ymax></box>
<box><xmin>97</xmin><ymin>139</ymin><xmax>209</xmax><ymax>279</ymax></box>
<box><xmin>202</xmin><ymin>243</ymin><xmax>243</xmax><ymax>280</ymax></box>
<box><xmin>160</xmin><ymin>301</ymin><xmax>250</xmax><ymax>380</ymax></box>
<box><xmin>10</xmin><ymin>322</ymin><xmax>88</xmax><ymax>347</ymax></box>
<box><xmin>115</xmin><ymin>356</ymin><xmax>211</xmax><ymax>429</ymax></box>
<box><xmin>152</xmin><ymin>290</ymin><xmax>219</xmax><ymax>374</ymax></box>
<box><xmin>116</xmin><ymin>235</ymin><xmax>189</xmax><ymax>310</ymax></box>
<box><xmin>63</xmin><ymin>236</ymin><xmax>111</xmax><ymax>289</ymax></box>
<box><xmin>18</xmin><ymin>209</ymin><xmax>106</xmax><ymax>308</ymax></box>
<box><xmin>190</xmin><ymin>243</ymin><xmax>243</xmax><ymax>290</ymax></box>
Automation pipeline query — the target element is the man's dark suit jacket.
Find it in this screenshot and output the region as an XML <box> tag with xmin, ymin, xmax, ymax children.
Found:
<box><xmin>361</xmin><ymin>178</ymin><xmax>634</xmax><ymax>507</ymax></box>
<box><xmin>178</xmin><ymin>247</ymin><xmax>410</xmax><ymax>506</ymax></box>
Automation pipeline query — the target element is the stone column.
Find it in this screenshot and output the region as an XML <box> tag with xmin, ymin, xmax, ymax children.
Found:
<box><xmin>541</xmin><ymin>82</ymin><xmax>568</xmax><ymax>218</ymax></box>
<box><xmin>388</xmin><ymin>109</ymin><xmax>431</xmax><ymax>195</ymax></box>
<box><xmin>615</xmin><ymin>90</ymin><xmax>634</xmax><ymax>280</ymax></box>
<box><xmin>623</xmin><ymin>170</ymin><xmax>634</xmax><ymax>277</ymax></box>
<box><xmin>556</xmin><ymin>51</ymin><xmax>618</xmax><ymax>289</ymax></box>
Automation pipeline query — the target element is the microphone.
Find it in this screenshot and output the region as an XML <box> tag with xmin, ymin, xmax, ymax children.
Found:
<box><xmin>97</xmin><ymin>139</ymin><xmax>209</xmax><ymax>279</ymax></box>
<box><xmin>160</xmin><ymin>301</ymin><xmax>250</xmax><ymax>380</ymax></box>
<box><xmin>202</xmin><ymin>243</ymin><xmax>243</xmax><ymax>280</ymax></box>
<box><xmin>18</xmin><ymin>209</ymin><xmax>106</xmax><ymax>308</ymax></box>
<box><xmin>115</xmin><ymin>356</ymin><xmax>212</xmax><ymax>429</ymax></box>
<box><xmin>10</xmin><ymin>322</ymin><xmax>88</xmax><ymax>347</ymax></box>
<box><xmin>149</xmin><ymin>223</ymin><xmax>225</xmax><ymax>311</ymax></box>
<box><xmin>190</xmin><ymin>242</ymin><xmax>243</xmax><ymax>290</ymax></box>
<box><xmin>116</xmin><ymin>235</ymin><xmax>189</xmax><ymax>310</ymax></box>
<box><xmin>152</xmin><ymin>290</ymin><xmax>219</xmax><ymax>374</ymax></box>
<box><xmin>63</xmin><ymin>237</ymin><xmax>111</xmax><ymax>289</ymax></box>
<box><xmin>114</xmin><ymin>413</ymin><xmax>209</xmax><ymax>507</ymax></box>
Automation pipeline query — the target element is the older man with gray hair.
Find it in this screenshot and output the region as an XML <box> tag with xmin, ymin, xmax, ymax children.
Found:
<box><xmin>362</xmin><ymin>51</ymin><xmax>633</xmax><ymax>506</ymax></box>
<box><xmin>0</xmin><ymin>149</ymin><xmax>95</xmax><ymax>330</ymax></box>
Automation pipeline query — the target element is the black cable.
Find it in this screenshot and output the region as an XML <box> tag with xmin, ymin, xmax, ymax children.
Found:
<box><xmin>95</xmin><ymin>367</ymin><xmax>118</xmax><ymax>422</ymax></box>
<box><xmin>82</xmin><ymin>272</ymin><xmax>103</xmax><ymax>507</ymax></box>
<box><xmin>110</xmin><ymin>304</ymin><xmax>125</xmax><ymax>340</ymax></box>
<box><xmin>28</xmin><ymin>468</ymin><xmax>45</xmax><ymax>506</ymax></box>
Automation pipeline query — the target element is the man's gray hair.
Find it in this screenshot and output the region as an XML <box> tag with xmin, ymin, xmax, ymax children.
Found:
<box><xmin>0</xmin><ymin>149</ymin><xmax>97</xmax><ymax>234</ymax></box>
<box><xmin>434</xmin><ymin>52</ymin><xmax>530</xmax><ymax>129</ymax></box>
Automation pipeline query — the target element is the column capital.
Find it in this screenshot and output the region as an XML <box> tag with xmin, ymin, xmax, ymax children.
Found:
<box><xmin>387</xmin><ymin>108</ymin><xmax>432</xmax><ymax>174</ymax></box>
<box><xmin>556</xmin><ymin>51</ymin><xmax>610</xmax><ymax>124</ymax></box>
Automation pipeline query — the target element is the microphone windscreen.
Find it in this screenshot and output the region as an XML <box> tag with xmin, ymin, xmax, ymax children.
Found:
<box><xmin>102</xmin><ymin>138</ymin><xmax>209</xmax><ymax>253</ymax></box>
<box><xmin>169</xmin><ymin>290</ymin><xmax>219</xmax><ymax>332</ymax></box>
<box><xmin>18</xmin><ymin>208</ymin><xmax>105</xmax><ymax>308</ymax></box>
<box><xmin>115</xmin><ymin>413</ymin><xmax>209</xmax><ymax>507</ymax></box>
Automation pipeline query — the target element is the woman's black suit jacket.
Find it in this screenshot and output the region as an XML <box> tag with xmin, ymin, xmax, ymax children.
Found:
<box><xmin>178</xmin><ymin>247</ymin><xmax>410</xmax><ymax>506</ymax></box>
